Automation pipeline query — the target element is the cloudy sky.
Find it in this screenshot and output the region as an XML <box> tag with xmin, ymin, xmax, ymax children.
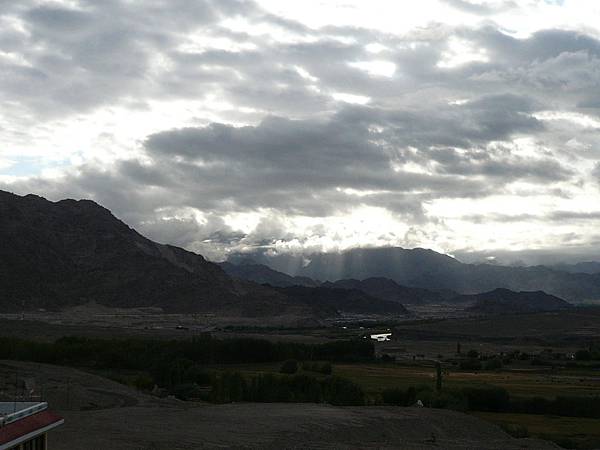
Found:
<box><xmin>1</xmin><ymin>0</ymin><xmax>600</xmax><ymax>264</ymax></box>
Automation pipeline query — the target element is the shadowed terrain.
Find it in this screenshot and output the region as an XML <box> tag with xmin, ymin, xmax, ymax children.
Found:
<box><xmin>0</xmin><ymin>361</ymin><xmax>559</xmax><ymax>450</ymax></box>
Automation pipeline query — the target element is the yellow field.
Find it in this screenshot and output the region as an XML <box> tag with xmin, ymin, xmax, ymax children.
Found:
<box><xmin>334</xmin><ymin>363</ymin><xmax>600</xmax><ymax>398</ymax></box>
<box><xmin>475</xmin><ymin>412</ymin><xmax>600</xmax><ymax>449</ymax></box>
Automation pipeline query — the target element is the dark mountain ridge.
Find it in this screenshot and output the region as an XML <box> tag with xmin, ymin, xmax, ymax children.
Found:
<box><xmin>220</xmin><ymin>260</ymin><xmax>570</xmax><ymax>314</ymax></box>
<box><xmin>272</xmin><ymin>285</ymin><xmax>409</xmax><ymax>316</ymax></box>
<box><xmin>551</xmin><ymin>261</ymin><xmax>600</xmax><ymax>275</ymax></box>
<box><xmin>322</xmin><ymin>278</ymin><xmax>454</xmax><ymax>305</ymax></box>
<box><xmin>463</xmin><ymin>288</ymin><xmax>572</xmax><ymax>314</ymax></box>
<box><xmin>0</xmin><ymin>190</ymin><xmax>254</xmax><ymax>313</ymax></box>
<box><xmin>0</xmin><ymin>190</ymin><xmax>408</xmax><ymax>318</ymax></box>
<box><xmin>219</xmin><ymin>260</ymin><xmax>318</xmax><ymax>287</ymax></box>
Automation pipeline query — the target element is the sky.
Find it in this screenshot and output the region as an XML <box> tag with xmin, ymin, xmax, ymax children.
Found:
<box><xmin>1</xmin><ymin>0</ymin><xmax>600</xmax><ymax>264</ymax></box>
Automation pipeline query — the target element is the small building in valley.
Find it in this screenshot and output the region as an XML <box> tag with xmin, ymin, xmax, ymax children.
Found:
<box><xmin>0</xmin><ymin>402</ymin><xmax>63</xmax><ymax>449</ymax></box>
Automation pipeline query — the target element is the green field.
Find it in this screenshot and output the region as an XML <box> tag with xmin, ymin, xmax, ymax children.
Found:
<box><xmin>334</xmin><ymin>363</ymin><xmax>600</xmax><ymax>398</ymax></box>
<box><xmin>206</xmin><ymin>361</ymin><xmax>600</xmax><ymax>398</ymax></box>
<box><xmin>475</xmin><ymin>412</ymin><xmax>600</xmax><ymax>449</ymax></box>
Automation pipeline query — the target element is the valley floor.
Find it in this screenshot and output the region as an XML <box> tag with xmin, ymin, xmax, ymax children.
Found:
<box><xmin>0</xmin><ymin>361</ymin><xmax>558</xmax><ymax>450</ymax></box>
<box><xmin>1</xmin><ymin>309</ymin><xmax>600</xmax><ymax>448</ymax></box>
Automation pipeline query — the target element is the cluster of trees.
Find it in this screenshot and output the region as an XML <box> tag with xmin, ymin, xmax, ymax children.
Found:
<box><xmin>302</xmin><ymin>361</ymin><xmax>333</xmax><ymax>375</ymax></box>
<box><xmin>210</xmin><ymin>372</ymin><xmax>364</xmax><ymax>405</ymax></box>
<box><xmin>0</xmin><ymin>335</ymin><xmax>373</xmax><ymax>370</ymax></box>
<box><xmin>511</xmin><ymin>395</ymin><xmax>600</xmax><ymax>418</ymax></box>
<box><xmin>458</xmin><ymin>357</ymin><xmax>503</xmax><ymax>371</ymax></box>
<box><xmin>381</xmin><ymin>386</ymin><xmax>418</xmax><ymax>406</ymax></box>
<box><xmin>0</xmin><ymin>335</ymin><xmax>372</xmax><ymax>405</ymax></box>
<box><xmin>381</xmin><ymin>384</ymin><xmax>600</xmax><ymax>419</ymax></box>
<box><xmin>575</xmin><ymin>349</ymin><xmax>600</xmax><ymax>361</ymax></box>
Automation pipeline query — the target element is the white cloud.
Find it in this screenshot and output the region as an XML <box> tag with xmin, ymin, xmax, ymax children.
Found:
<box><xmin>331</xmin><ymin>92</ymin><xmax>370</xmax><ymax>104</ymax></box>
<box><xmin>1</xmin><ymin>0</ymin><xmax>600</xmax><ymax>260</ymax></box>
<box><xmin>348</xmin><ymin>60</ymin><xmax>396</xmax><ymax>77</ymax></box>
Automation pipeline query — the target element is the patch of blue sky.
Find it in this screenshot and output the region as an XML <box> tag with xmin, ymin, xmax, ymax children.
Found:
<box><xmin>0</xmin><ymin>157</ymin><xmax>69</xmax><ymax>177</ymax></box>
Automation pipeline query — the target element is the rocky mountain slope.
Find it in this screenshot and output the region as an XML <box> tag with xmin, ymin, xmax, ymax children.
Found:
<box><xmin>462</xmin><ymin>288</ymin><xmax>572</xmax><ymax>314</ymax></box>
<box><xmin>0</xmin><ymin>190</ymin><xmax>281</xmax><ymax>315</ymax></box>
<box><xmin>323</xmin><ymin>278</ymin><xmax>453</xmax><ymax>305</ymax></box>
<box><xmin>0</xmin><ymin>190</ymin><xmax>407</xmax><ymax>318</ymax></box>
<box><xmin>219</xmin><ymin>260</ymin><xmax>318</xmax><ymax>287</ymax></box>
<box><xmin>221</xmin><ymin>260</ymin><xmax>572</xmax><ymax>314</ymax></box>
<box><xmin>273</xmin><ymin>285</ymin><xmax>409</xmax><ymax>316</ymax></box>
<box><xmin>551</xmin><ymin>261</ymin><xmax>600</xmax><ymax>275</ymax></box>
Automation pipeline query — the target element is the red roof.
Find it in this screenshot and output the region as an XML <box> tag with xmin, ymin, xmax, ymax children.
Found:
<box><xmin>0</xmin><ymin>410</ymin><xmax>64</xmax><ymax>446</ymax></box>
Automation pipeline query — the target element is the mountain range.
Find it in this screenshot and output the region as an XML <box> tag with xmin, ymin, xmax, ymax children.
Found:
<box><xmin>231</xmin><ymin>247</ymin><xmax>600</xmax><ymax>303</ymax></box>
<box><xmin>462</xmin><ymin>288</ymin><xmax>572</xmax><ymax>314</ymax></box>
<box><xmin>0</xmin><ymin>190</ymin><xmax>407</xmax><ymax>320</ymax></box>
<box><xmin>551</xmin><ymin>261</ymin><xmax>600</xmax><ymax>275</ymax></box>
<box><xmin>0</xmin><ymin>190</ymin><xmax>583</xmax><ymax>319</ymax></box>
<box><xmin>220</xmin><ymin>260</ymin><xmax>573</xmax><ymax>314</ymax></box>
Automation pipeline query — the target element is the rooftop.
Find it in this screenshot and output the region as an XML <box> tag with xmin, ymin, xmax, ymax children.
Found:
<box><xmin>0</xmin><ymin>402</ymin><xmax>63</xmax><ymax>449</ymax></box>
<box><xmin>0</xmin><ymin>402</ymin><xmax>48</xmax><ymax>425</ymax></box>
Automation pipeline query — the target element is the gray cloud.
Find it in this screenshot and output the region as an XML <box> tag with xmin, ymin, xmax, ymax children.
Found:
<box><xmin>1</xmin><ymin>1</ymin><xmax>599</xmax><ymax>260</ymax></box>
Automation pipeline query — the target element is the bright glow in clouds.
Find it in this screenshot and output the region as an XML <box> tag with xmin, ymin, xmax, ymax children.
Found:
<box><xmin>349</xmin><ymin>60</ymin><xmax>396</xmax><ymax>77</ymax></box>
<box><xmin>437</xmin><ymin>37</ymin><xmax>489</xmax><ymax>68</ymax></box>
<box><xmin>331</xmin><ymin>92</ymin><xmax>371</xmax><ymax>104</ymax></box>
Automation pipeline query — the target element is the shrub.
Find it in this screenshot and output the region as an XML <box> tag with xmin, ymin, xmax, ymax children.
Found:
<box><xmin>483</xmin><ymin>358</ymin><xmax>502</xmax><ymax>370</ymax></box>
<box><xmin>462</xmin><ymin>386</ymin><xmax>510</xmax><ymax>412</ymax></box>
<box><xmin>382</xmin><ymin>387</ymin><xmax>417</xmax><ymax>406</ymax></box>
<box><xmin>431</xmin><ymin>389</ymin><xmax>467</xmax><ymax>410</ymax></box>
<box><xmin>210</xmin><ymin>372</ymin><xmax>247</xmax><ymax>403</ymax></box>
<box><xmin>319</xmin><ymin>362</ymin><xmax>332</xmax><ymax>375</ymax></box>
<box><xmin>575</xmin><ymin>350</ymin><xmax>592</xmax><ymax>361</ymax></box>
<box><xmin>133</xmin><ymin>374</ymin><xmax>155</xmax><ymax>391</ymax></box>
<box><xmin>323</xmin><ymin>376</ymin><xmax>365</xmax><ymax>406</ymax></box>
<box><xmin>210</xmin><ymin>372</ymin><xmax>364</xmax><ymax>406</ymax></box>
<box><xmin>172</xmin><ymin>383</ymin><xmax>203</xmax><ymax>401</ymax></box>
<box><xmin>379</xmin><ymin>353</ymin><xmax>395</xmax><ymax>363</ymax></box>
<box><xmin>302</xmin><ymin>361</ymin><xmax>332</xmax><ymax>375</ymax></box>
<box><xmin>280</xmin><ymin>359</ymin><xmax>299</xmax><ymax>374</ymax></box>
<box><xmin>459</xmin><ymin>359</ymin><xmax>482</xmax><ymax>371</ymax></box>
<box><xmin>510</xmin><ymin>396</ymin><xmax>550</xmax><ymax>415</ymax></box>
<box><xmin>500</xmin><ymin>423</ymin><xmax>529</xmax><ymax>438</ymax></box>
<box><xmin>183</xmin><ymin>364</ymin><xmax>211</xmax><ymax>385</ymax></box>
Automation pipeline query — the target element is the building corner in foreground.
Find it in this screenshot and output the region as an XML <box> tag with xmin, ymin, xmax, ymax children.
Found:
<box><xmin>0</xmin><ymin>402</ymin><xmax>63</xmax><ymax>450</ymax></box>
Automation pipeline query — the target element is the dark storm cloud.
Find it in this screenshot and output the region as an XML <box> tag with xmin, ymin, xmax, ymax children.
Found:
<box><xmin>0</xmin><ymin>0</ymin><xmax>252</xmax><ymax>117</ymax></box>
<box><xmin>139</xmin><ymin>101</ymin><xmax>562</xmax><ymax>215</ymax></box>
<box><xmin>5</xmin><ymin>100</ymin><xmax>570</xmax><ymax>233</ymax></box>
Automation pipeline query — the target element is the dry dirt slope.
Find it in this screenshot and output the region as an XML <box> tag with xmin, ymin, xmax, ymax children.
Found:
<box><xmin>0</xmin><ymin>361</ymin><xmax>559</xmax><ymax>450</ymax></box>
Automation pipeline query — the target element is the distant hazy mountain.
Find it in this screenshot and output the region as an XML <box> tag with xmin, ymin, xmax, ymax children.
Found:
<box><xmin>462</xmin><ymin>288</ymin><xmax>571</xmax><ymax>314</ymax></box>
<box><xmin>272</xmin><ymin>285</ymin><xmax>409</xmax><ymax>316</ymax></box>
<box><xmin>219</xmin><ymin>260</ymin><xmax>319</xmax><ymax>287</ymax></box>
<box><xmin>322</xmin><ymin>278</ymin><xmax>454</xmax><ymax>305</ymax></box>
<box><xmin>236</xmin><ymin>247</ymin><xmax>600</xmax><ymax>303</ymax></box>
<box><xmin>219</xmin><ymin>260</ymin><xmax>408</xmax><ymax>315</ymax></box>
<box><xmin>550</xmin><ymin>261</ymin><xmax>600</xmax><ymax>275</ymax></box>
